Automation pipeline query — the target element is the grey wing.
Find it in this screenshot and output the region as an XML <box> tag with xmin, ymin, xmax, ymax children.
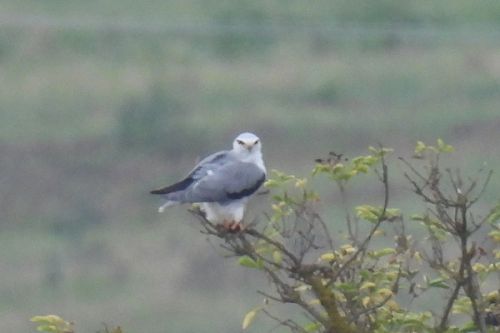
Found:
<box><xmin>150</xmin><ymin>150</ymin><xmax>230</xmax><ymax>195</ymax></box>
<box><xmin>182</xmin><ymin>161</ymin><xmax>266</xmax><ymax>203</ymax></box>
<box><xmin>186</xmin><ymin>150</ymin><xmax>231</xmax><ymax>180</ymax></box>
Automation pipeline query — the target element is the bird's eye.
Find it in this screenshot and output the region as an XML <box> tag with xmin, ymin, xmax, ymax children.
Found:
<box><xmin>254</xmin><ymin>139</ymin><xmax>259</xmax><ymax>145</ymax></box>
<box><xmin>237</xmin><ymin>140</ymin><xmax>245</xmax><ymax>145</ymax></box>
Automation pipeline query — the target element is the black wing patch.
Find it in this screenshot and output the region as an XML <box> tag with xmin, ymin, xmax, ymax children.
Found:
<box><xmin>150</xmin><ymin>176</ymin><xmax>194</xmax><ymax>195</ymax></box>
<box><xmin>226</xmin><ymin>174</ymin><xmax>266</xmax><ymax>200</ymax></box>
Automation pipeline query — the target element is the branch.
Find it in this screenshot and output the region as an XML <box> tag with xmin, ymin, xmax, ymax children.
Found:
<box><xmin>467</xmin><ymin>170</ymin><xmax>493</xmax><ymax>207</ymax></box>
<box><xmin>244</xmin><ymin>229</ymin><xmax>301</xmax><ymax>267</ymax></box>
<box><xmin>437</xmin><ymin>280</ymin><xmax>463</xmax><ymax>332</ymax></box>
<box><xmin>331</xmin><ymin>154</ymin><xmax>390</xmax><ymax>282</ymax></box>
<box><xmin>306</xmin><ymin>276</ymin><xmax>358</xmax><ymax>333</ymax></box>
<box><xmin>313</xmin><ymin>212</ymin><xmax>335</xmax><ymax>250</ymax></box>
<box><xmin>261</xmin><ymin>309</ymin><xmax>308</xmax><ymax>333</ymax></box>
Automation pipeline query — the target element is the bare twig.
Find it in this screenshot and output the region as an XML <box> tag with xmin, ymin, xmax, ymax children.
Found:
<box><xmin>331</xmin><ymin>153</ymin><xmax>390</xmax><ymax>283</ymax></box>
<box><xmin>262</xmin><ymin>309</ymin><xmax>308</xmax><ymax>333</ymax></box>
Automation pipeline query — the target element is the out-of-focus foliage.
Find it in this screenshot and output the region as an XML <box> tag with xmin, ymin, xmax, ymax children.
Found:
<box><xmin>31</xmin><ymin>315</ymin><xmax>123</xmax><ymax>333</ymax></box>
<box><xmin>31</xmin><ymin>315</ymin><xmax>73</xmax><ymax>333</ymax></box>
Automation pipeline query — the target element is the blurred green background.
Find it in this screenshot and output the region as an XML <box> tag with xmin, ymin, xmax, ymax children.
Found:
<box><xmin>1</xmin><ymin>1</ymin><xmax>500</xmax><ymax>332</ymax></box>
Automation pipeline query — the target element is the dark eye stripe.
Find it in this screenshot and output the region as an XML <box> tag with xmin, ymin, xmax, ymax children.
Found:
<box><xmin>254</xmin><ymin>140</ymin><xmax>259</xmax><ymax>145</ymax></box>
<box><xmin>237</xmin><ymin>140</ymin><xmax>245</xmax><ymax>145</ymax></box>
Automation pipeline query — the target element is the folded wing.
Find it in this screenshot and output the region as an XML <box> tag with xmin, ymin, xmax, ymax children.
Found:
<box><xmin>188</xmin><ymin>161</ymin><xmax>266</xmax><ymax>202</ymax></box>
<box><xmin>150</xmin><ymin>151</ymin><xmax>229</xmax><ymax>195</ymax></box>
<box><xmin>153</xmin><ymin>159</ymin><xmax>265</xmax><ymax>204</ymax></box>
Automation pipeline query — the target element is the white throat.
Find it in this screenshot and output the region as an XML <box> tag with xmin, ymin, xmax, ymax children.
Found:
<box><xmin>234</xmin><ymin>149</ymin><xmax>266</xmax><ymax>173</ymax></box>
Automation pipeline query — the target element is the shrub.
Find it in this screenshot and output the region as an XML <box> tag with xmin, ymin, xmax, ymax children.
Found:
<box><xmin>32</xmin><ymin>140</ymin><xmax>499</xmax><ymax>333</ymax></box>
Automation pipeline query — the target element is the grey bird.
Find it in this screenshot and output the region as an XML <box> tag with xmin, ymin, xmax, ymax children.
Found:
<box><xmin>151</xmin><ymin>132</ymin><xmax>266</xmax><ymax>230</ymax></box>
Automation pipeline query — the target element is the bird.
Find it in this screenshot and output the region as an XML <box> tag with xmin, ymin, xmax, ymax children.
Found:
<box><xmin>150</xmin><ymin>132</ymin><xmax>266</xmax><ymax>231</ymax></box>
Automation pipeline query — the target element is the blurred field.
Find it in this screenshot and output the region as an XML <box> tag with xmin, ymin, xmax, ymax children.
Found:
<box><xmin>1</xmin><ymin>1</ymin><xmax>500</xmax><ymax>332</ymax></box>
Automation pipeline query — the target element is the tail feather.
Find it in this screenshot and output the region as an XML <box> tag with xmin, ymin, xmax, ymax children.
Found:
<box><xmin>158</xmin><ymin>200</ymin><xmax>177</xmax><ymax>213</ymax></box>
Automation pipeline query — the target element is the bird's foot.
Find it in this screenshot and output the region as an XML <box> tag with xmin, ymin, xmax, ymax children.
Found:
<box><xmin>218</xmin><ymin>220</ymin><xmax>244</xmax><ymax>233</ymax></box>
<box><xmin>229</xmin><ymin>221</ymin><xmax>244</xmax><ymax>232</ymax></box>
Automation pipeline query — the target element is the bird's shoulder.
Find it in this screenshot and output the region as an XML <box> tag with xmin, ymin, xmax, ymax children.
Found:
<box><xmin>188</xmin><ymin>150</ymin><xmax>235</xmax><ymax>179</ymax></box>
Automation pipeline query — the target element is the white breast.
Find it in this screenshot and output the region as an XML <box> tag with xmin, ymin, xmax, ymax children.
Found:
<box><xmin>201</xmin><ymin>200</ymin><xmax>248</xmax><ymax>223</ymax></box>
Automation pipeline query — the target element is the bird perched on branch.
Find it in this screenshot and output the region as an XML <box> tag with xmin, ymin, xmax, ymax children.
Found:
<box><xmin>151</xmin><ymin>132</ymin><xmax>266</xmax><ymax>231</ymax></box>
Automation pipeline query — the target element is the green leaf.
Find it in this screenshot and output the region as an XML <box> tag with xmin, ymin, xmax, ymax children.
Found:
<box><xmin>312</xmin><ymin>163</ymin><xmax>332</xmax><ymax>176</ymax></box>
<box><xmin>459</xmin><ymin>321</ymin><xmax>478</xmax><ymax>332</ymax></box>
<box><xmin>428</xmin><ymin>277</ymin><xmax>449</xmax><ymax>289</ymax></box>
<box><xmin>424</xmin><ymin>223</ymin><xmax>448</xmax><ymax>240</ymax></box>
<box><xmin>355</xmin><ymin>164</ymin><xmax>369</xmax><ymax>173</ymax></box>
<box><xmin>360</xmin><ymin>281</ymin><xmax>377</xmax><ymax>291</ymax></box>
<box><xmin>452</xmin><ymin>297</ymin><xmax>472</xmax><ymax>315</ymax></box>
<box><xmin>272</xmin><ymin>250</ymin><xmax>283</xmax><ymax>265</ymax></box>
<box><xmin>489</xmin><ymin>229</ymin><xmax>500</xmax><ymax>242</ymax></box>
<box><xmin>364</xmin><ymin>156</ymin><xmax>377</xmax><ymax>166</ymax></box>
<box><xmin>414</xmin><ymin>141</ymin><xmax>427</xmax><ymax>154</ymax></box>
<box><xmin>336</xmin><ymin>282</ymin><xmax>358</xmax><ymax>293</ymax></box>
<box><xmin>30</xmin><ymin>315</ymin><xmax>72</xmax><ymax>333</ymax></box>
<box><xmin>384</xmin><ymin>208</ymin><xmax>401</xmax><ymax>220</ymax></box>
<box><xmin>31</xmin><ymin>315</ymin><xmax>66</xmax><ymax>325</ymax></box>
<box><xmin>36</xmin><ymin>325</ymin><xmax>58</xmax><ymax>333</ymax></box>
<box><xmin>271</xmin><ymin>195</ymin><xmax>283</xmax><ymax>202</ymax></box>
<box><xmin>264</xmin><ymin>179</ymin><xmax>281</xmax><ymax>188</ymax></box>
<box><xmin>31</xmin><ymin>316</ymin><xmax>47</xmax><ymax>323</ymax></box>
<box><xmin>319</xmin><ymin>252</ymin><xmax>336</xmax><ymax>262</ymax></box>
<box><xmin>242</xmin><ymin>307</ymin><xmax>261</xmax><ymax>330</ymax></box>
<box><xmin>437</xmin><ymin>138</ymin><xmax>454</xmax><ymax>153</ymax></box>
<box><xmin>369</xmin><ymin>248</ymin><xmax>396</xmax><ymax>259</ymax></box>
<box><xmin>355</xmin><ymin>205</ymin><xmax>381</xmax><ymax>223</ymax></box>
<box><xmin>487</xmin><ymin>203</ymin><xmax>500</xmax><ymax>225</ymax></box>
<box><xmin>238</xmin><ymin>256</ymin><xmax>263</xmax><ymax>269</ymax></box>
<box><xmin>304</xmin><ymin>322</ymin><xmax>322</xmax><ymax>332</ymax></box>
<box><xmin>294</xmin><ymin>284</ymin><xmax>311</xmax><ymax>292</ymax></box>
<box><xmin>368</xmin><ymin>146</ymin><xmax>393</xmax><ymax>158</ymax></box>
<box><xmin>488</xmin><ymin>212</ymin><xmax>500</xmax><ymax>225</ymax></box>
<box><xmin>410</xmin><ymin>214</ymin><xmax>424</xmax><ymax>221</ymax></box>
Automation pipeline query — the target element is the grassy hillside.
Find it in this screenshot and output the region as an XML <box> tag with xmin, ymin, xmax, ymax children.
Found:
<box><xmin>1</xmin><ymin>1</ymin><xmax>500</xmax><ymax>332</ymax></box>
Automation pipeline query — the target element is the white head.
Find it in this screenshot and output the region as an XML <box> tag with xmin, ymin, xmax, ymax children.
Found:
<box><xmin>232</xmin><ymin>132</ymin><xmax>262</xmax><ymax>154</ymax></box>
